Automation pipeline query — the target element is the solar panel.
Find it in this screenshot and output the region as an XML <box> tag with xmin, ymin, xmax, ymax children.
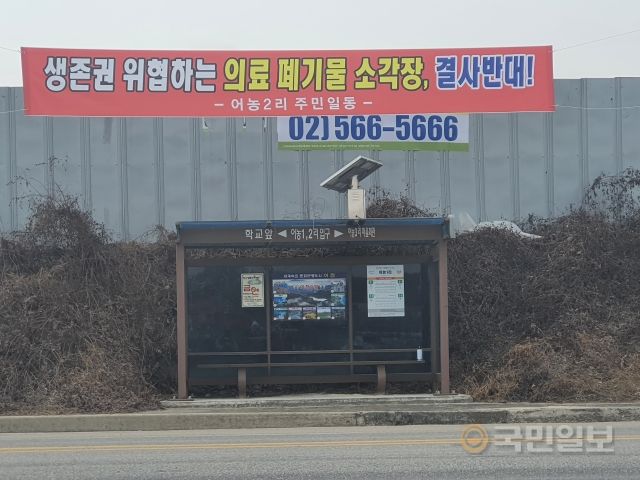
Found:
<box><xmin>320</xmin><ymin>155</ymin><xmax>383</xmax><ymax>193</ymax></box>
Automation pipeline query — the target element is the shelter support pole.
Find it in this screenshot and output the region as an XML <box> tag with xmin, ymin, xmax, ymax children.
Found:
<box><xmin>376</xmin><ymin>365</ymin><xmax>387</xmax><ymax>394</ymax></box>
<box><xmin>176</xmin><ymin>242</ymin><xmax>188</xmax><ymax>399</ymax></box>
<box><xmin>238</xmin><ymin>368</ymin><xmax>247</xmax><ymax>399</ymax></box>
<box><xmin>438</xmin><ymin>239</ymin><xmax>450</xmax><ymax>394</ymax></box>
<box><xmin>429</xmin><ymin>261</ymin><xmax>438</xmax><ymax>392</ymax></box>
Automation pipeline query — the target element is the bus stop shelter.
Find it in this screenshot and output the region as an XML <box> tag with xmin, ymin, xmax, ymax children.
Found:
<box><xmin>175</xmin><ymin>217</ymin><xmax>450</xmax><ymax>398</ymax></box>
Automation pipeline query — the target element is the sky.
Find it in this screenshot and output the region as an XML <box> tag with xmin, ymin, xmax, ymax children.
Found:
<box><xmin>0</xmin><ymin>0</ymin><xmax>639</xmax><ymax>86</ymax></box>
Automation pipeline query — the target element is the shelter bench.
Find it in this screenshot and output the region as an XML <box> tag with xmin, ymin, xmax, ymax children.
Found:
<box><xmin>195</xmin><ymin>360</ymin><xmax>428</xmax><ymax>398</ymax></box>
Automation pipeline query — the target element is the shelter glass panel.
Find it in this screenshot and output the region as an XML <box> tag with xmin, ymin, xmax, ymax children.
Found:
<box><xmin>187</xmin><ymin>265</ymin><xmax>268</xmax><ymax>354</ymax></box>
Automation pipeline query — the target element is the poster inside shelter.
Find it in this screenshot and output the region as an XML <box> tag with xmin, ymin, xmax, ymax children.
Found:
<box><xmin>241</xmin><ymin>273</ymin><xmax>264</xmax><ymax>308</ymax></box>
<box><xmin>272</xmin><ymin>273</ymin><xmax>347</xmax><ymax>321</ymax></box>
<box><xmin>367</xmin><ymin>265</ymin><xmax>405</xmax><ymax>317</ymax></box>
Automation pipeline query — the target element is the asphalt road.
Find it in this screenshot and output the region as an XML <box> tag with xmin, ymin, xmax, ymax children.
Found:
<box><xmin>1</xmin><ymin>422</ymin><xmax>639</xmax><ymax>479</ymax></box>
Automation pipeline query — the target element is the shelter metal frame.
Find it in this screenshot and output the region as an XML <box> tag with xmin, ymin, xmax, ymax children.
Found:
<box><xmin>175</xmin><ymin>218</ymin><xmax>450</xmax><ymax>398</ymax></box>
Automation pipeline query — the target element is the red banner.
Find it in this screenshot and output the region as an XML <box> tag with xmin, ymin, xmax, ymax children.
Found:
<box><xmin>21</xmin><ymin>46</ymin><xmax>554</xmax><ymax>117</ymax></box>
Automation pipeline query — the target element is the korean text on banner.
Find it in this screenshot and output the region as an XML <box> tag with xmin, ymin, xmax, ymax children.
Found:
<box><xmin>21</xmin><ymin>46</ymin><xmax>554</xmax><ymax>117</ymax></box>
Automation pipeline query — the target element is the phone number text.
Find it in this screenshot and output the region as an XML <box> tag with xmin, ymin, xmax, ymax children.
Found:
<box><xmin>287</xmin><ymin>115</ymin><xmax>460</xmax><ymax>142</ymax></box>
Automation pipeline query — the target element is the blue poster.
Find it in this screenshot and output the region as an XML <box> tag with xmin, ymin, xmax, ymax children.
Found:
<box><xmin>272</xmin><ymin>273</ymin><xmax>347</xmax><ymax>321</ymax></box>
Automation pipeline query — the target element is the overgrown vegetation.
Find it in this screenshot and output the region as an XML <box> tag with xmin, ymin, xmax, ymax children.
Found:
<box><xmin>448</xmin><ymin>169</ymin><xmax>640</xmax><ymax>401</ymax></box>
<box><xmin>367</xmin><ymin>188</ymin><xmax>436</xmax><ymax>218</ymax></box>
<box><xmin>0</xmin><ymin>197</ymin><xmax>176</xmax><ymax>413</ymax></box>
<box><xmin>1</xmin><ymin>170</ymin><xmax>639</xmax><ymax>412</ymax></box>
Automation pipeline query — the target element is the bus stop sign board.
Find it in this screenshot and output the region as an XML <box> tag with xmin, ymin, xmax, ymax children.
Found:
<box><xmin>176</xmin><ymin>219</ymin><xmax>449</xmax><ymax>247</ymax></box>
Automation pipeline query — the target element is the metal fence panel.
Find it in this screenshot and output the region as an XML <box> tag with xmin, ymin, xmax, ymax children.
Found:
<box><xmin>1</xmin><ymin>79</ymin><xmax>640</xmax><ymax>237</ymax></box>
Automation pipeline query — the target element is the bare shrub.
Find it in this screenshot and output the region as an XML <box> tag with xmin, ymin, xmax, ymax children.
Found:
<box><xmin>0</xmin><ymin>195</ymin><xmax>176</xmax><ymax>413</ymax></box>
<box><xmin>366</xmin><ymin>188</ymin><xmax>436</xmax><ymax>218</ymax></box>
<box><xmin>449</xmin><ymin>170</ymin><xmax>640</xmax><ymax>402</ymax></box>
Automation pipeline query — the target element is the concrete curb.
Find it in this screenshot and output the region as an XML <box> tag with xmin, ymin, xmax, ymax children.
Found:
<box><xmin>2</xmin><ymin>404</ymin><xmax>640</xmax><ymax>433</ymax></box>
<box><xmin>0</xmin><ymin>412</ymin><xmax>358</xmax><ymax>433</ymax></box>
<box><xmin>161</xmin><ymin>394</ymin><xmax>473</xmax><ymax>409</ymax></box>
<box><xmin>356</xmin><ymin>406</ymin><xmax>640</xmax><ymax>427</ymax></box>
